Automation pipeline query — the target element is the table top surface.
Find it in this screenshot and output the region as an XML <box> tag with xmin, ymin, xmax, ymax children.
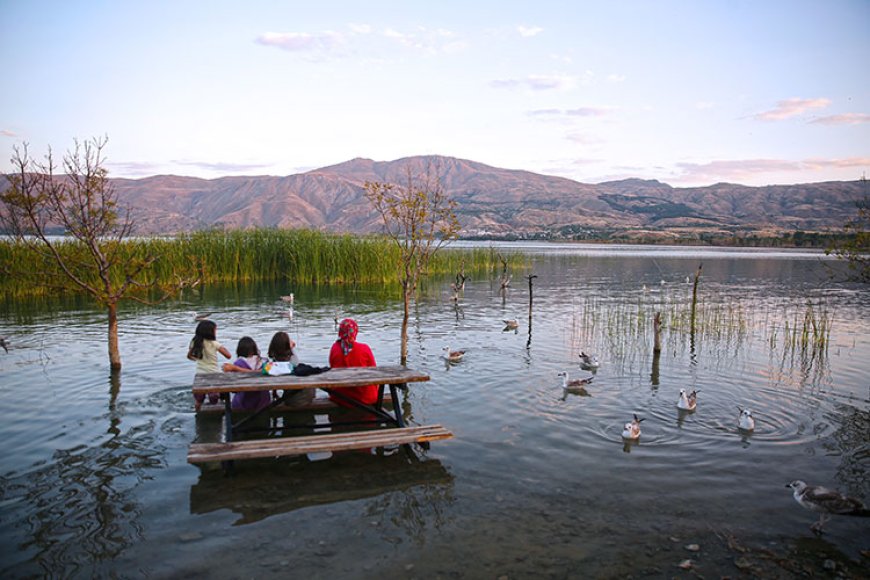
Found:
<box><xmin>192</xmin><ymin>364</ymin><xmax>430</xmax><ymax>394</ymax></box>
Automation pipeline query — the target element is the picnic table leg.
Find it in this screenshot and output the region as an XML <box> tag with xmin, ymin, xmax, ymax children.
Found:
<box><xmin>389</xmin><ymin>383</ymin><xmax>406</xmax><ymax>428</ymax></box>
<box><xmin>221</xmin><ymin>393</ymin><xmax>234</xmax><ymax>474</ymax></box>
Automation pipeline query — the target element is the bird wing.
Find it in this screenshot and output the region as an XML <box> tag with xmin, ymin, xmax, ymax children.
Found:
<box><xmin>805</xmin><ymin>487</ymin><xmax>867</xmax><ymax>515</ymax></box>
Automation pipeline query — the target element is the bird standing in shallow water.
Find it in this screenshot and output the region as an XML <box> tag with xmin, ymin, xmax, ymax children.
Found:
<box><xmin>738</xmin><ymin>407</ymin><xmax>755</xmax><ymax>431</ymax></box>
<box><xmin>677</xmin><ymin>388</ymin><xmax>698</xmax><ymax>411</ymax></box>
<box><xmin>622</xmin><ymin>414</ymin><xmax>644</xmax><ymax>440</ymax></box>
<box><xmin>442</xmin><ymin>346</ymin><xmax>466</xmax><ymax>363</ymax></box>
<box><xmin>785</xmin><ymin>480</ymin><xmax>870</xmax><ymax>533</ymax></box>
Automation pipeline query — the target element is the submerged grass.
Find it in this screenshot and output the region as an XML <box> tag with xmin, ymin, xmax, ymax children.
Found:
<box><xmin>0</xmin><ymin>228</ymin><xmax>525</xmax><ymax>298</ymax></box>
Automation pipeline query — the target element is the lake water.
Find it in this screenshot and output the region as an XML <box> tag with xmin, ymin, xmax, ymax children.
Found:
<box><xmin>1</xmin><ymin>243</ymin><xmax>868</xmax><ymax>578</ymax></box>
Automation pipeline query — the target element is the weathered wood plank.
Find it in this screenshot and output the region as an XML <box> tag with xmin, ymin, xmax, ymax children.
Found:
<box><xmin>187</xmin><ymin>424</ymin><xmax>453</xmax><ymax>463</ymax></box>
<box><xmin>192</xmin><ymin>365</ymin><xmax>429</xmax><ymax>395</ymax></box>
<box><xmin>196</xmin><ymin>394</ymin><xmax>394</xmax><ymax>415</ymax></box>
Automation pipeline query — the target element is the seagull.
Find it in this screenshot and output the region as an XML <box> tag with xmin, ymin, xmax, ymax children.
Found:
<box><xmin>503</xmin><ymin>319</ymin><xmax>519</xmax><ymax>330</ymax></box>
<box><xmin>738</xmin><ymin>407</ymin><xmax>755</xmax><ymax>431</ymax></box>
<box><xmin>622</xmin><ymin>414</ymin><xmax>644</xmax><ymax>440</ymax></box>
<box><xmin>442</xmin><ymin>346</ymin><xmax>466</xmax><ymax>363</ymax></box>
<box><xmin>677</xmin><ymin>388</ymin><xmax>698</xmax><ymax>411</ymax></box>
<box><xmin>579</xmin><ymin>352</ymin><xmax>600</xmax><ymax>370</ymax></box>
<box><xmin>280</xmin><ymin>294</ymin><xmax>295</xmax><ymax>304</ymax></box>
<box><xmin>785</xmin><ymin>480</ymin><xmax>870</xmax><ymax>533</ymax></box>
<box><xmin>191</xmin><ymin>311</ymin><xmax>212</xmax><ymax>321</ymax></box>
<box><xmin>0</xmin><ymin>336</ymin><xmax>8</xmax><ymax>353</ymax></box>
<box><xmin>557</xmin><ymin>371</ymin><xmax>592</xmax><ymax>396</ymax></box>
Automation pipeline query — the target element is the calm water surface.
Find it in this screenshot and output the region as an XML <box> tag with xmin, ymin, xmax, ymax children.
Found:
<box><xmin>1</xmin><ymin>243</ymin><xmax>868</xmax><ymax>578</ymax></box>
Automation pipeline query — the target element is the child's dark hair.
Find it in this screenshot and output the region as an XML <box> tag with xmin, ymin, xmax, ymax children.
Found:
<box><xmin>268</xmin><ymin>331</ymin><xmax>294</xmax><ymax>361</ymax></box>
<box><xmin>188</xmin><ymin>320</ymin><xmax>217</xmax><ymax>360</ymax></box>
<box><xmin>236</xmin><ymin>336</ymin><xmax>259</xmax><ymax>358</ymax></box>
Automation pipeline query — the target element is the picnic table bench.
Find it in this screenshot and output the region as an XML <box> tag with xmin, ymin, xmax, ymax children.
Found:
<box><xmin>188</xmin><ymin>365</ymin><xmax>453</xmax><ymax>465</ymax></box>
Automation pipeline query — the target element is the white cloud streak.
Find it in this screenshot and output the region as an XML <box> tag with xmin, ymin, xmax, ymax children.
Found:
<box><xmin>810</xmin><ymin>113</ymin><xmax>870</xmax><ymax>125</ymax></box>
<box><xmin>490</xmin><ymin>74</ymin><xmax>577</xmax><ymax>91</ymax></box>
<box><xmin>256</xmin><ymin>31</ymin><xmax>345</xmax><ymax>52</ymax></box>
<box><xmin>517</xmin><ymin>25</ymin><xmax>543</xmax><ymax>37</ymax></box>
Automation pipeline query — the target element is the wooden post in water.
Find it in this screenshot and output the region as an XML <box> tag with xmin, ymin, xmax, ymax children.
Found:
<box><xmin>527</xmin><ymin>275</ymin><xmax>537</xmax><ymax>349</ymax></box>
<box><xmin>690</xmin><ymin>263</ymin><xmax>703</xmax><ymax>335</ymax></box>
<box><xmin>651</xmin><ymin>311</ymin><xmax>662</xmax><ymax>386</ymax></box>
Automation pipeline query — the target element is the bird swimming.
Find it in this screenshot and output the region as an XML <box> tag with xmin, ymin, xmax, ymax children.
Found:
<box><xmin>737</xmin><ymin>407</ymin><xmax>755</xmax><ymax>431</ymax></box>
<box><xmin>785</xmin><ymin>480</ymin><xmax>870</xmax><ymax>533</ymax></box>
<box><xmin>579</xmin><ymin>352</ymin><xmax>600</xmax><ymax>370</ymax></box>
<box><xmin>557</xmin><ymin>371</ymin><xmax>593</xmax><ymax>395</ymax></box>
<box><xmin>503</xmin><ymin>319</ymin><xmax>519</xmax><ymax>330</ymax></box>
<box><xmin>622</xmin><ymin>414</ymin><xmax>644</xmax><ymax>440</ymax></box>
<box><xmin>677</xmin><ymin>388</ymin><xmax>698</xmax><ymax>411</ymax></box>
<box><xmin>191</xmin><ymin>311</ymin><xmax>212</xmax><ymax>321</ymax></box>
<box><xmin>442</xmin><ymin>346</ymin><xmax>466</xmax><ymax>363</ymax></box>
<box><xmin>280</xmin><ymin>294</ymin><xmax>295</xmax><ymax>304</ymax></box>
<box><xmin>0</xmin><ymin>336</ymin><xmax>8</xmax><ymax>353</ymax></box>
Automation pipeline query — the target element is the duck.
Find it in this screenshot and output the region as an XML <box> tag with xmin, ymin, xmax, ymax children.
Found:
<box><xmin>677</xmin><ymin>388</ymin><xmax>698</xmax><ymax>411</ymax></box>
<box><xmin>737</xmin><ymin>407</ymin><xmax>755</xmax><ymax>431</ymax></box>
<box><xmin>191</xmin><ymin>311</ymin><xmax>212</xmax><ymax>321</ymax></box>
<box><xmin>0</xmin><ymin>336</ymin><xmax>8</xmax><ymax>353</ymax></box>
<box><xmin>280</xmin><ymin>294</ymin><xmax>295</xmax><ymax>304</ymax></box>
<box><xmin>579</xmin><ymin>352</ymin><xmax>600</xmax><ymax>370</ymax></box>
<box><xmin>442</xmin><ymin>346</ymin><xmax>466</xmax><ymax>363</ymax></box>
<box><xmin>557</xmin><ymin>371</ymin><xmax>592</xmax><ymax>396</ymax></box>
<box><xmin>503</xmin><ymin>319</ymin><xmax>519</xmax><ymax>330</ymax></box>
<box><xmin>622</xmin><ymin>414</ymin><xmax>644</xmax><ymax>440</ymax></box>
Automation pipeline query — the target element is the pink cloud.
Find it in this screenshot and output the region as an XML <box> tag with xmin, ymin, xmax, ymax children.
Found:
<box><xmin>752</xmin><ymin>98</ymin><xmax>831</xmax><ymax>121</ymax></box>
<box><xmin>674</xmin><ymin>156</ymin><xmax>869</xmax><ymax>183</ymax></box>
<box><xmin>810</xmin><ymin>113</ymin><xmax>870</xmax><ymax>125</ymax></box>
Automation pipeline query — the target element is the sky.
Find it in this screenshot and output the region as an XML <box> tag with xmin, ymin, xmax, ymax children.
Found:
<box><xmin>1</xmin><ymin>0</ymin><xmax>868</xmax><ymax>187</ymax></box>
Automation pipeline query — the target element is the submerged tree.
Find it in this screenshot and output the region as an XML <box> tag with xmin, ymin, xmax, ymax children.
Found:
<box><xmin>0</xmin><ymin>136</ymin><xmax>197</xmax><ymax>370</ymax></box>
<box><xmin>365</xmin><ymin>163</ymin><xmax>461</xmax><ymax>364</ymax></box>
<box><xmin>826</xmin><ymin>175</ymin><xmax>869</xmax><ymax>283</ymax></box>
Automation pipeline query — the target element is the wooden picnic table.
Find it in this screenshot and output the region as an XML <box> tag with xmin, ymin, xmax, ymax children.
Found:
<box><xmin>188</xmin><ymin>365</ymin><xmax>453</xmax><ymax>465</ymax></box>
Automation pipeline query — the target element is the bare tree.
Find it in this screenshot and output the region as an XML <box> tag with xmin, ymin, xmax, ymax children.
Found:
<box><xmin>364</xmin><ymin>163</ymin><xmax>461</xmax><ymax>364</ymax></box>
<box><xmin>1</xmin><ymin>136</ymin><xmax>197</xmax><ymax>370</ymax></box>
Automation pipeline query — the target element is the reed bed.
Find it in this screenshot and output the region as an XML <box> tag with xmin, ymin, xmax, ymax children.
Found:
<box><xmin>0</xmin><ymin>229</ymin><xmax>524</xmax><ymax>298</ymax></box>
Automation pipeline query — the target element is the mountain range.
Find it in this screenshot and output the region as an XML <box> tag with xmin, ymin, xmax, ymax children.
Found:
<box><xmin>86</xmin><ymin>155</ymin><xmax>870</xmax><ymax>240</ymax></box>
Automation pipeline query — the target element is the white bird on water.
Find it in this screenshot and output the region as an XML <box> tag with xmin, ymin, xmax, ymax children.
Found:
<box><xmin>557</xmin><ymin>371</ymin><xmax>593</xmax><ymax>396</ymax></box>
<box><xmin>280</xmin><ymin>294</ymin><xmax>295</xmax><ymax>304</ymax></box>
<box><xmin>442</xmin><ymin>346</ymin><xmax>466</xmax><ymax>363</ymax></box>
<box><xmin>677</xmin><ymin>388</ymin><xmax>698</xmax><ymax>411</ymax></box>
<box><xmin>737</xmin><ymin>407</ymin><xmax>755</xmax><ymax>431</ymax></box>
<box><xmin>785</xmin><ymin>480</ymin><xmax>870</xmax><ymax>533</ymax></box>
<box><xmin>191</xmin><ymin>311</ymin><xmax>212</xmax><ymax>321</ymax></box>
<box><xmin>579</xmin><ymin>352</ymin><xmax>600</xmax><ymax>370</ymax></box>
<box><xmin>622</xmin><ymin>414</ymin><xmax>644</xmax><ymax>440</ymax></box>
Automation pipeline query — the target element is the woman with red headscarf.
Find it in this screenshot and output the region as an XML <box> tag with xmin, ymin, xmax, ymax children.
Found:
<box><xmin>328</xmin><ymin>318</ymin><xmax>378</xmax><ymax>407</ymax></box>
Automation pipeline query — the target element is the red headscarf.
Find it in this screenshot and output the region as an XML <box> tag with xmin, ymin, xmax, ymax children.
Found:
<box><xmin>338</xmin><ymin>318</ymin><xmax>359</xmax><ymax>356</ymax></box>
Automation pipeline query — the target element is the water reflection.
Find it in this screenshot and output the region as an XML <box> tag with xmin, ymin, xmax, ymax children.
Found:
<box><xmin>189</xmin><ymin>450</ymin><xmax>454</xmax><ymax>528</ymax></box>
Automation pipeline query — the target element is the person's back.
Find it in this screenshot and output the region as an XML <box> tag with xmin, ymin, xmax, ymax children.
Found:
<box><xmin>269</xmin><ymin>331</ymin><xmax>314</xmax><ymax>407</ymax></box>
<box><xmin>328</xmin><ymin>318</ymin><xmax>378</xmax><ymax>407</ymax></box>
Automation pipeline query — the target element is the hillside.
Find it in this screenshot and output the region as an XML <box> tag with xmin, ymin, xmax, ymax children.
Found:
<box><xmin>12</xmin><ymin>155</ymin><xmax>869</xmax><ymax>240</ymax></box>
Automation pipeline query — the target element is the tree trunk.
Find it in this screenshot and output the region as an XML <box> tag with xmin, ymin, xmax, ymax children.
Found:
<box><xmin>400</xmin><ymin>285</ymin><xmax>410</xmax><ymax>366</ymax></box>
<box><xmin>108</xmin><ymin>301</ymin><xmax>122</xmax><ymax>370</ymax></box>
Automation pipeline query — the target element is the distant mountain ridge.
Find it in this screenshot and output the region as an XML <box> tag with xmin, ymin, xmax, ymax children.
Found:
<box><xmin>86</xmin><ymin>155</ymin><xmax>870</xmax><ymax>239</ymax></box>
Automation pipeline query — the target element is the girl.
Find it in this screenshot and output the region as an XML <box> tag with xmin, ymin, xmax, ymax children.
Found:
<box><xmin>269</xmin><ymin>331</ymin><xmax>314</xmax><ymax>407</ymax></box>
<box><xmin>187</xmin><ymin>319</ymin><xmax>231</xmax><ymax>411</ymax></box>
<box><xmin>222</xmin><ymin>336</ymin><xmax>271</xmax><ymax>412</ymax></box>
<box><xmin>328</xmin><ymin>318</ymin><xmax>378</xmax><ymax>407</ymax></box>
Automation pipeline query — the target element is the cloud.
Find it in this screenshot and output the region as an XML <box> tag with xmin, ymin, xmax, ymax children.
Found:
<box><xmin>529</xmin><ymin>107</ymin><xmax>611</xmax><ymax>118</ymax></box>
<box><xmin>348</xmin><ymin>23</ymin><xmax>372</xmax><ymax>34</ymax></box>
<box><xmin>1</xmin><ymin>129</ymin><xmax>16</xmax><ymax>137</ymax></box>
<box><xmin>491</xmin><ymin>74</ymin><xmax>576</xmax><ymax>91</ymax></box>
<box><xmin>673</xmin><ymin>156</ymin><xmax>870</xmax><ymax>183</ymax></box>
<box><xmin>256</xmin><ymin>31</ymin><xmax>344</xmax><ymax>52</ymax></box>
<box><xmin>379</xmin><ymin>26</ymin><xmax>464</xmax><ymax>54</ymax></box>
<box><xmin>810</xmin><ymin>113</ymin><xmax>870</xmax><ymax>125</ymax></box>
<box><xmin>751</xmin><ymin>98</ymin><xmax>831</xmax><ymax>121</ymax></box>
<box><xmin>517</xmin><ymin>25</ymin><xmax>543</xmax><ymax>37</ymax></box>
<box><xmin>107</xmin><ymin>161</ymin><xmax>167</xmax><ymax>176</ymax></box>
<box><xmin>606</xmin><ymin>74</ymin><xmax>626</xmax><ymax>83</ymax></box>
<box><xmin>172</xmin><ymin>160</ymin><xmax>275</xmax><ymax>173</ymax></box>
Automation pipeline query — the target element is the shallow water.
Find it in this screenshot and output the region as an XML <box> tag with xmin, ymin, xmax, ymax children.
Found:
<box><xmin>1</xmin><ymin>243</ymin><xmax>868</xmax><ymax>578</ymax></box>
